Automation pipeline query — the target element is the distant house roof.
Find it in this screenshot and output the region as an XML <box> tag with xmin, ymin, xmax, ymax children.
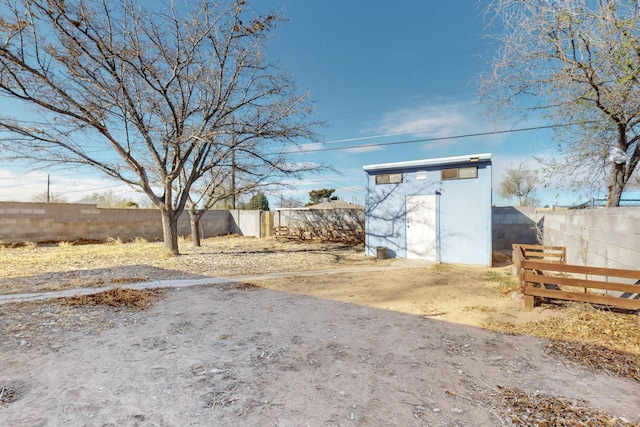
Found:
<box><xmin>306</xmin><ymin>200</ymin><xmax>364</xmax><ymax>210</ymax></box>
<box><xmin>363</xmin><ymin>153</ymin><xmax>491</xmax><ymax>173</ymax></box>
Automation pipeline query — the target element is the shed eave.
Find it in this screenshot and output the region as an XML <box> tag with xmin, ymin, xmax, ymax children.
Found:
<box><xmin>363</xmin><ymin>153</ymin><xmax>491</xmax><ymax>173</ymax></box>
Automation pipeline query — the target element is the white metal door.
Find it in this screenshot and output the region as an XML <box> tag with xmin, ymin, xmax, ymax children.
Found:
<box><xmin>406</xmin><ymin>195</ymin><xmax>436</xmax><ymax>260</ymax></box>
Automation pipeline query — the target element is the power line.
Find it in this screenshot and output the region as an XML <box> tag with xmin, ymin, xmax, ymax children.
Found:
<box><xmin>0</xmin><ymin>122</ymin><xmax>570</xmax><ymax>189</ymax></box>
<box><xmin>0</xmin><ymin>177</ymin><xmax>41</xmax><ymax>182</ymax></box>
<box><xmin>299</xmin><ymin>122</ymin><xmax>582</xmax><ymax>154</ymax></box>
<box><xmin>0</xmin><ymin>181</ymin><xmax>45</xmax><ymax>189</ymax></box>
<box><xmin>51</xmin><ymin>183</ymin><xmax>133</xmax><ymax>194</ymax></box>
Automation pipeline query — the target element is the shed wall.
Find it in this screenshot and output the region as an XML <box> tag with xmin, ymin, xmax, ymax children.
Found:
<box><xmin>365</xmin><ymin>161</ymin><xmax>492</xmax><ymax>265</ymax></box>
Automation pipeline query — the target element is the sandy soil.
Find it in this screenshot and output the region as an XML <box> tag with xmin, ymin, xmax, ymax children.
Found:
<box><xmin>253</xmin><ymin>263</ymin><xmax>548</xmax><ymax>327</ymax></box>
<box><xmin>0</xmin><ymin>242</ymin><xmax>638</xmax><ymax>426</ymax></box>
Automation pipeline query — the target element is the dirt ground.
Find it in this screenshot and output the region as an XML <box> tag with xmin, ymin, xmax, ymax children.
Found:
<box><xmin>253</xmin><ymin>262</ymin><xmax>548</xmax><ymax>328</ymax></box>
<box><xmin>0</xmin><ymin>238</ymin><xmax>638</xmax><ymax>426</ymax></box>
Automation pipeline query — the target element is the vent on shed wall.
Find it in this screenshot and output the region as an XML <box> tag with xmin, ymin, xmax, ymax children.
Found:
<box><xmin>441</xmin><ymin>166</ymin><xmax>477</xmax><ymax>180</ymax></box>
<box><xmin>375</xmin><ymin>173</ymin><xmax>403</xmax><ymax>184</ymax></box>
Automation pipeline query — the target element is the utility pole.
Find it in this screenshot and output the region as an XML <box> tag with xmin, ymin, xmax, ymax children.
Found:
<box><xmin>231</xmin><ymin>149</ymin><xmax>236</xmax><ymax>209</ymax></box>
<box><xmin>231</xmin><ymin>117</ymin><xmax>236</xmax><ymax>209</ymax></box>
<box><xmin>47</xmin><ymin>174</ymin><xmax>50</xmax><ymax>203</ymax></box>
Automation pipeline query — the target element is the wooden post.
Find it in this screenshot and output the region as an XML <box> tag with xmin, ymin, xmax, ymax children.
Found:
<box><xmin>522</xmin><ymin>281</ymin><xmax>535</xmax><ymax>311</ymax></box>
<box><xmin>523</xmin><ymin>294</ymin><xmax>535</xmax><ymax>312</ymax></box>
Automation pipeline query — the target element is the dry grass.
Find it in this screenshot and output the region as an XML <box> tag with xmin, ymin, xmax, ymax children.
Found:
<box><xmin>0</xmin><ymin>239</ymin><xmax>167</xmax><ymax>280</ymax></box>
<box><xmin>0</xmin><ymin>293</ymin><xmax>159</xmax><ymax>353</ymax></box>
<box><xmin>491</xmin><ymin>386</ymin><xmax>636</xmax><ymax>427</ymax></box>
<box><xmin>492</xmin><ymin>251</ymin><xmax>513</xmax><ymax>267</ymax></box>
<box><xmin>483</xmin><ymin>303</ymin><xmax>640</xmax><ymax>356</ymax></box>
<box><xmin>545</xmin><ymin>340</ymin><xmax>639</xmax><ymax>382</ymax></box>
<box><xmin>1</xmin><ymin>237</ymin><xmax>639</xmax><ymax>425</ymax></box>
<box><xmin>479</xmin><ymin>297</ymin><xmax>640</xmax><ymax>423</ymax></box>
<box><xmin>482</xmin><ymin>253</ymin><xmax>640</xmax><ymax>385</ymax></box>
<box><xmin>0</xmin><ymin>236</ymin><xmax>379</xmax><ymax>295</ymax></box>
<box><xmin>482</xmin><ymin>270</ymin><xmax>520</xmax><ymax>296</ymax></box>
<box><xmin>482</xmin><ymin>304</ymin><xmax>640</xmax><ymax>383</ymax></box>
<box><xmin>2</xmin><ymin>235</ymin><xmax>638</xmax><ymax>391</ymax></box>
<box><xmin>430</xmin><ymin>262</ymin><xmax>453</xmax><ymax>272</ymax></box>
<box><xmin>62</xmin><ymin>288</ymin><xmax>164</xmax><ymax>309</ymax></box>
<box><xmin>463</xmin><ymin>305</ymin><xmax>498</xmax><ymax>313</ymax></box>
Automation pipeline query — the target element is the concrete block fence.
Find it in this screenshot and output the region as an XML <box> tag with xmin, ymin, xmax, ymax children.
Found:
<box><xmin>0</xmin><ymin>202</ymin><xmax>263</xmax><ymax>243</ymax></box>
<box><xmin>491</xmin><ymin>206</ymin><xmax>543</xmax><ymax>252</ymax></box>
<box><xmin>542</xmin><ymin>207</ymin><xmax>640</xmax><ymax>271</ymax></box>
<box><xmin>2</xmin><ymin>202</ymin><xmax>638</xmax><ymax>271</ymax></box>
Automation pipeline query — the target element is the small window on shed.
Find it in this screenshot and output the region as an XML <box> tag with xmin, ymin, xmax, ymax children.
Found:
<box><xmin>375</xmin><ymin>173</ymin><xmax>403</xmax><ymax>185</ymax></box>
<box><xmin>416</xmin><ymin>171</ymin><xmax>427</xmax><ymax>180</ymax></box>
<box><xmin>441</xmin><ymin>166</ymin><xmax>478</xmax><ymax>180</ymax></box>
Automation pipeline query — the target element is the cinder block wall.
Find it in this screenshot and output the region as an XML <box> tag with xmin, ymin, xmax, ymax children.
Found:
<box><xmin>491</xmin><ymin>206</ymin><xmax>543</xmax><ymax>252</ymax></box>
<box><xmin>543</xmin><ymin>207</ymin><xmax>640</xmax><ymax>270</ymax></box>
<box><xmin>0</xmin><ymin>202</ymin><xmax>236</xmax><ymax>242</ymax></box>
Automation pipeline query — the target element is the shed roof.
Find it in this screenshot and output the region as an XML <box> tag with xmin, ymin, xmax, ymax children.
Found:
<box><xmin>306</xmin><ymin>200</ymin><xmax>364</xmax><ymax>210</ymax></box>
<box><xmin>363</xmin><ymin>153</ymin><xmax>491</xmax><ymax>173</ymax></box>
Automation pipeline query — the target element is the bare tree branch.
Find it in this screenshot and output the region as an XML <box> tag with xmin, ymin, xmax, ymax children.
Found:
<box><xmin>0</xmin><ymin>0</ymin><xmax>320</xmax><ymax>254</ymax></box>
<box><xmin>483</xmin><ymin>0</ymin><xmax>640</xmax><ymax>205</ymax></box>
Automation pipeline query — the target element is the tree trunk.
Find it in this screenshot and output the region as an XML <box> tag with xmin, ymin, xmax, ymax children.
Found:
<box><xmin>606</xmin><ymin>163</ymin><xmax>625</xmax><ymax>207</ymax></box>
<box><xmin>160</xmin><ymin>209</ymin><xmax>180</xmax><ymax>255</ymax></box>
<box><xmin>190</xmin><ymin>212</ymin><xmax>202</xmax><ymax>248</ymax></box>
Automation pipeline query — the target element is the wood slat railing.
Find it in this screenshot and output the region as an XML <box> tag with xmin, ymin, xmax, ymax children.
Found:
<box><xmin>512</xmin><ymin>244</ymin><xmax>640</xmax><ymax>313</ymax></box>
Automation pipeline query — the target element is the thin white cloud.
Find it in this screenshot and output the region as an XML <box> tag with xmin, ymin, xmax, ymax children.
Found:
<box><xmin>370</xmin><ymin>101</ymin><xmax>516</xmax><ymax>151</ymax></box>
<box><xmin>344</xmin><ymin>145</ymin><xmax>384</xmax><ymax>154</ymax></box>
<box><xmin>377</xmin><ymin>111</ymin><xmax>467</xmax><ymax>138</ymax></box>
<box><xmin>376</xmin><ymin>102</ymin><xmax>484</xmax><ymax>133</ymax></box>
<box><xmin>276</xmin><ymin>176</ymin><xmax>328</xmax><ymax>190</ymax></box>
<box><xmin>0</xmin><ymin>169</ymin><xmax>144</xmax><ymax>203</ymax></box>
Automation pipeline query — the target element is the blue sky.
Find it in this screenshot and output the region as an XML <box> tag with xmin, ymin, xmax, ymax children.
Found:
<box><xmin>0</xmin><ymin>1</ymin><xmax>603</xmax><ymax>207</ymax></box>
<box><xmin>253</xmin><ymin>0</ymin><xmax>575</xmax><ymax>207</ymax></box>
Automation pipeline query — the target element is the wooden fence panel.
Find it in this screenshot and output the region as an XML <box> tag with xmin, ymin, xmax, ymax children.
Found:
<box><xmin>522</xmin><ymin>283</ymin><xmax>640</xmax><ymax>311</ymax></box>
<box><xmin>512</xmin><ymin>244</ymin><xmax>640</xmax><ymax>313</ymax></box>
<box><xmin>517</xmin><ymin>244</ymin><xmax>566</xmax><ymax>263</ymax></box>
<box><xmin>523</xmin><ymin>272</ymin><xmax>640</xmax><ymax>294</ymax></box>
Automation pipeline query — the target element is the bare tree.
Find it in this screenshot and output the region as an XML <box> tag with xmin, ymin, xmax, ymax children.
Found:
<box><xmin>77</xmin><ymin>190</ymin><xmax>139</xmax><ymax>208</ymax></box>
<box><xmin>0</xmin><ymin>0</ymin><xmax>318</xmax><ymax>254</ymax></box>
<box><xmin>278</xmin><ymin>195</ymin><xmax>303</xmax><ymax>209</ymax></box>
<box><xmin>484</xmin><ymin>0</ymin><xmax>640</xmax><ymax>206</ymax></box>
<box><xmin>498</xmin><ymin>164</ymin><xmax>539</xmax><ymax>206</ymax></box>
<box><xmin>30</xmin><ymin>191</ymin><xmax>67</xmax><ymax>203</ymax></box>
<box><xmin>183</xmin><ymin>130</ymin><xmax>316</xmax><ymax>247</ymax></box>
<box><xmin>185</xmin><ymin>164</ymin><xmax>275</xmax><ymax>247</ymax></box>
